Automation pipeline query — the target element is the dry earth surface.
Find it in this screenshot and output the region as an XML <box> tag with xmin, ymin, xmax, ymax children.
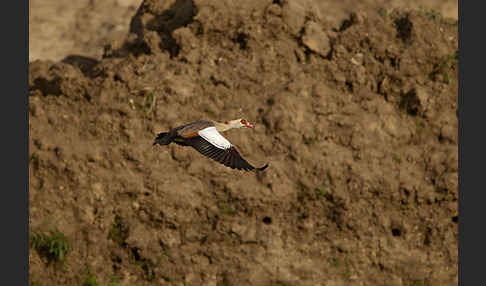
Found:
<box><xmin>29</xmin><ymin>0</ymin><xmax>457</xmax><ymax>61</ymax></box>
<box><xmin>29</xmin><ymin>0</ymin><xmax>458</xmax><ymax>285</ymax></box>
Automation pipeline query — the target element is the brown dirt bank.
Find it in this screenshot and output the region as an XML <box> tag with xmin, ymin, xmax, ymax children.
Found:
<box><xmin>29</xmin><ymin>0</ymin><xmax>458</xmax><ymax>285</ymax></box>
<box><xmin>29</xmin><ymin>0</ymin><xmax>457</xmax><ymax>62</ymax></box>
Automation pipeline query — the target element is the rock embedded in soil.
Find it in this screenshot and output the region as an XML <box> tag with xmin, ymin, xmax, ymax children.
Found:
<box><xmin>301</xmin><ymin>21</ymin><xmax>331</xmax><ymax>57</ymax></box>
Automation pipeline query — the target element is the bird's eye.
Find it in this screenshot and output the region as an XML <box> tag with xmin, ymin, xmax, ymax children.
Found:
<box><xmin>225</xmin><ymin>121</ymin><xmax>229</xmax><ymax>124</ymax></box>
<box><xmin>240</xmin><ymin>119</ymin><xmax>247</xmax><ymax>124</ymax></box>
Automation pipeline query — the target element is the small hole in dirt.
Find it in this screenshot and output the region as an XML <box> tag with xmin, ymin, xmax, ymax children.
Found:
<box><xmin>299</xmin><ymin>213</ymin><xmax>309</xmax><ymax>220</ymax></box>
<box><xmin>452</xmin><ymin>216</ymin><xmax>458</xmax><ymax>223</ymax></box>
<box><xmin>233</xmin><ymin>33</ymin><xmax>249</xmax><ymax>50</ymax></box>
<box><xmin>263</xmin><ymin>217</ymin><xmax>272</xmax><ymax>224</ymax></box>
<box><xmin>53</xmin><ymin>146</ymin><xmax>62</xmax><ymax>157</ymax></box>
<box><xmin>130</xmin><ymin>247</ymin><xmax>141</xmax><ymax>261</ymax></box>
<box><xmin>390</xmin><ymin>57</ymin><xmax>400</xmax><ymax>69</ymax></box>
<box><xmin>114</xmin><ymin>74</ymin><xmax>123</xmax><ymax>82</ymax></box>
<box><xmin>394</xmin><ymin>16</ymin><xmax>413</xmax><ymax>43</ymax></box>
<box><xmin>340</xmin><ymin>20</ymin><xmax>353</xmax><ymax>31</ymax></box>
<box><xmin>391</xmin><ymin>228</ymin><xmax>402</xmax><ymax>237</ymax></box>
<box><xmin>436</xmin><ymin>188</ymin><xmax>448</xmax><ymax>195</ymax></box>
<box><xmin>438</xmin><ymin>133</ymin><xmax>445</xmax><ymax>143</ymax></box>
<box><xmin>194</xmin><ymin>22</ymin><xmax>204</xmax><ymax>36</ymax></box>
<box><xmin>144</xmin><ymin>192</ymin><xmax>150</xmax><ymax>196</ymax></box>
<box><xmin>399</xmin><ymin>89</ymin><xmax>420</xmax><ymax>116</ymax></box>
<box><xmin>403</xmin><ymin>189</ymin><xmax>410</xmax><ymax>197</ymax></box>
<box><xmin>424</xmin><ymin>227</ymin><xmax>432</xmax><ymax>246</ymax></box>
<box><xmin>32</xmin><ymin>77</ymin><xmax>62</xmax><ymax>96</ymax></box>
<box><xmin>339</xmin><ymin>13</ymin><xmax>358</xmax><ymax>32</ymax></box>
<box><xmin>111</xmin><ymin>256</ymin><xmax>122</xmax><ymax>263</ymax></box>
<box><xmin>345</xmin><ymin>81</ymin><xmax>354</xmax><ymax>93</ymax></box>
<box><xmin>112</xmin><ymin>264</ymin><xmax>120</xmax><ymax>272</ymax></box>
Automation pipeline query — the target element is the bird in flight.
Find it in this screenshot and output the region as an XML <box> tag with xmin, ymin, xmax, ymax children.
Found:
<box><xmin>153</xmin><ymin>119</ymin><xmax>269</xmax><ymax>171</ymax></box>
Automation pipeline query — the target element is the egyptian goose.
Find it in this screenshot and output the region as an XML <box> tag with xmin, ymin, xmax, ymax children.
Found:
<box><xmin>153</xmin><ymin>119</ymin><xmax>269</xmax><ymax>171</ymax></box>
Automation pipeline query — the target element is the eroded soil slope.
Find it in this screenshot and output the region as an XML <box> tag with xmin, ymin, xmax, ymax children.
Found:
<box><xmin>29</xmin><ymin>0</ymin><xmax>457</xmax><ymax>61</ymax></box>
<box><xmin>29</xmin><ymin>0</ymin><xmax>458</xmax><ymax>285</ymax></box>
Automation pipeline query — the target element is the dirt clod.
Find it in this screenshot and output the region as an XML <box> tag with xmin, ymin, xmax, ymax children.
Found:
<box><xmin>301</xmin><ymin>21</ymin><xmax>331</xmax><ymax>57</ymax></box>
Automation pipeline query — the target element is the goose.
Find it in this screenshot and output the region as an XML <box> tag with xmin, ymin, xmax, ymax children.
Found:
<box><xmin>153</xmin><ymin>119</ymin><xmax>269</xmax><ymax>171</ymax></box>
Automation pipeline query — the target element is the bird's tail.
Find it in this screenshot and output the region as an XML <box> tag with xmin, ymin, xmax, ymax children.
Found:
<box><xmin>153</xmin><ymin>132</ymin><xmax>173</xmax><ymax>146</ymax></box>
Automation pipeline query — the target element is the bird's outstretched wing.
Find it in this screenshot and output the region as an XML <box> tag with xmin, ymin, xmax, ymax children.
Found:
<box><xmin>186</xmin><ymin>127</ymin><xmax>268</xmax><ymax>171</ymax></box>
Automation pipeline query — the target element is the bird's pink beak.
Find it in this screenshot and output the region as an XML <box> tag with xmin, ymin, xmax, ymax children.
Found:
<box><xmin>245</xmin><ymin>122</ymin><xmax>254</xmax><ymax>128</ymax></box>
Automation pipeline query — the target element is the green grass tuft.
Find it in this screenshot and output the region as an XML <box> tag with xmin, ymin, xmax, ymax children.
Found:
<box><xmin>108</xmin><ymin>215</ymin><xmax>128</xmax><ymax>247</ymax></box>
<box><xmin>107</xmin><ymin>276</ymin><xmax>120</xmax><ymax>286</ymax></box>
<box><xmin>442</xmin><ymin>73</ymin><xmax>450</xmax><ymax>84</ymax></box>
<box><xmin>315</xmin><ymin>186</ymin><xmax>331</xmax><ymax>200</ymax></box>
<box><xmin>302</xmin><ymin>134</ymin><xmax>317</xmax><ymax>145</ymax></box>
<box><xmin>204</xmin><ymin>105</ymin><xmax>216</xmax><ymax>117</ymax></box>
<box><xmin>343</xmin><ymin>270</ymin><xmax>351</xmax><ymax>280</ymax></box>
<box><xmin>218</xmin><ymin>275</ymin><xmax>230</xmax><ymax>286</ymax></box>
<box><xmin>378</xmin><ymin>8</ymin><xmax>387</xmax><ymax>18</ymax></box>
<box><xmin>416</xmin><ymin>120</ymin><xmax>425</xmax><ymax>131</ymax></box>
<box><xmin>219</xmin><ymin>204</ymin><xmax>236</xmax><ymax>215</ymax></box>
<box><xmin>425</xmin><ymin>9</ymin><xmax>440</xmax><ymax>20</ymax></box>
<box><xmin>30</xmin><ymin>231</ymin><xmax>71</xmax><ymax>262</ymax></box>
<box><xmin>129</xmin><ymin>248</ymin><xmax>156</xmax><ymax>281</ymax></box>
<box><xmin>82</xmin><ymin>272</ymin><xmax>98</xmax><ymax>286</ymax></box>
<box><xmin>331</xmin><ymin>257</ymin><xmax>340</xmax><ymax>268</ymax></box>
<box><xmin>143</xmin><ymin>91</ymin><xmax>157</xmax><ymax>115</ymax></box>
<box><xmin>430</xmin><ymin>50</ymin><xmax>458</xmax><ymax>84</ymax></box>
<box><xmin>200</xmin><ymin>235</ymin><xmax>208</xmax><ymax>244</ymax></box>
<box><xmin>411</xmin><ymin>279</ymin><xmax>427</xmax><ymax>286</ymax></box>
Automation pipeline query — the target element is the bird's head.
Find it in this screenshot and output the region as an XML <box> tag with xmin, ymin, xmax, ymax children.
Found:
<box><xmin>239</xmin><ymin>119</ymin><xmax>254</xmax><ymax>128</ymax></box>
<box><xmin>225</xmin><ymin>119</ymin><xmax>254</xmax><ymax>129</ymax></box>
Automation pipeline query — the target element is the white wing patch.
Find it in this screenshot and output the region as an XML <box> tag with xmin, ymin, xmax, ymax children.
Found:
<box><xmin>198</xmin><ymin>126</ymin><xmax>232</xmax><ymax>150</ymax></box>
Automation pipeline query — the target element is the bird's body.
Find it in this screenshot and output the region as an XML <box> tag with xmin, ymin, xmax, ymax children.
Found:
<box><xmin>153</xmin><ymin>119</ymin><xmax>268</xmax><ymax>171</ymax></box>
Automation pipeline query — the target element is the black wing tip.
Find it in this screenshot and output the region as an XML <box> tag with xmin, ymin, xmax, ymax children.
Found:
<box><xmin>244</xmin><ymin>162</ymin><xmax>268</xmax><ymax>171</ymax></box>
<box><xmin>256</xmin><ymin>163</ymin><xmax>269</xmax><ymax>171</ymax></box>
<box><xmin>229</xmin><ymin>162</ymin><xmax>268</xmax><ymax>172</ymax></box>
